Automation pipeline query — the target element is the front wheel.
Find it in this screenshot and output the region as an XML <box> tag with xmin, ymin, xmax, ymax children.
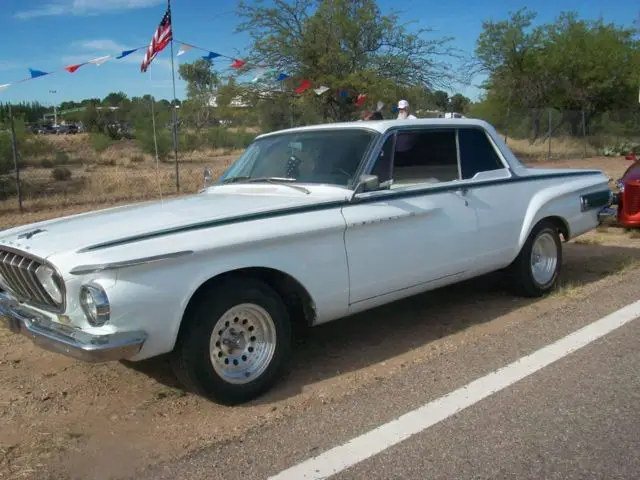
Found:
<box><xmin>170</xmin><ymin>276</ymin><xmax>292</xmax><ymax>405</ymax></box>
<box><xmin>506</xmin><ymin>220</ymin><xmax>563</xmax><ymax>297</ymax></box>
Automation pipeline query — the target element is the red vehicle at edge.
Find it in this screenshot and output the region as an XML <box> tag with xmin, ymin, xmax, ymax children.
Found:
<box><xmin>614</xmin><ymin>153</ymin><xmax>640</xmax><ymax>228</ymax></box>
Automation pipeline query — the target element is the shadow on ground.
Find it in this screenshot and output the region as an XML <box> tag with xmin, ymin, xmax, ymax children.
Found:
<box><xmin>123</xmin><ymin>242</ymin><xmax>640</xmax><ymax>404</ymax></box>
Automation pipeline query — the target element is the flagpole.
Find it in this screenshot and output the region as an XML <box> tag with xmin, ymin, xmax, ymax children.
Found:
<box><xmin>168</xmin><ymin>0</ymin><xmax>180</xmax><ymax>193</ymax></box>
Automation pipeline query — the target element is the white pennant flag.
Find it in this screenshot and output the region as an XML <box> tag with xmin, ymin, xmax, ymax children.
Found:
<box><xmin>0</xmin><ymin>84</ymin><xmax>9</xmax><ymax>92</ymax></box>
<box><xmin>314</xmin><ymin>86</ymin><xmax>330</xmax><ymax>96</ymax></box>
<box><xmin>252</xmin><ymin>68</ymin><xmax>267</xmax><ymax>83</ymax></box>
<box><xmin>89</xmin><ymin>55</ymin><xmax>111</xmax><ymax>66</ymax></box>
<box><xmin>177</xmin><ymin>44</ymin><xmax>192</xmax><ymax>56</ymax></box>
<box><xmin>376</xmin><ymin>100</ymin><xmax>384</xmax><ymax>111</ymax></box>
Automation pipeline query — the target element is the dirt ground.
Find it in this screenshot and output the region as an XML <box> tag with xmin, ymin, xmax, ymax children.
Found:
<box><xmin>1</xmin><ymin>155</ymin><xmax>639</xmax><ymax>480</ymax></box>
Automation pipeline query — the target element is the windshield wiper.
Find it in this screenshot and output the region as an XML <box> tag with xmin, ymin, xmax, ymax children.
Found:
<box><xmin>222</xmin><ymin>176</ymin><xmax>310</xmax><ymax>194</ymax></box>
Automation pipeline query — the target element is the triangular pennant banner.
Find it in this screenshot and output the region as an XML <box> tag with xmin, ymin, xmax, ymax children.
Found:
<box><xmin>89</xmin><ymin>55</ymin><xmax>110</xmax><ymax>66</ymax></box>
<box><xmin>64</xmin><ymin>63</ymin><xmax>85</xmax><ymax>73</ymax></box>
<box><xmin>376</xmin><ymin>100</ymin><xmax>384</xmax><ymax>111</ymax></box>
<box><xmin>177</xmin><ymin>44</ymin><xmax>192</xmax><ymax>56</ymax></box>
<box><xmin>355</xmin><ymin>93</ymin><xmax>367</xmax><ymax>106</ymax></box>
<box><xmin>230</xmin><ymin>59</ymin><xmax>246</xmax><ymax>69</ymax></box>
<box><xmin>116</xmin><ymin>49</ymin><xmax>138</xmax><ymax>59</ymax></box>
<box><xmin>338</xmin><ymin>90</ymin><xmax>349</xmax><ymax>98</ymax></box>
<box><xmin>202</xmin><ymin>52</ymin><xmax>221</xmax><ymax>61</ymax></box>
<box><xmin>275</xmin><ymin>73</ymin><xmax>289</xmax><ymax>82</ymax></box>
<box><xmin>294</xmin><ymin>79</ymin><xmax>312</xmax><ymax>94</ymax></box>
<box><xmin>28</xmin><ymin>68</ymin><xmax>50</xmax><ymax>79</ymax></box>
<box><xmin>251</xmin><ymin>67</ymin><xmax>267</xmax><ymax>83</ymax></box>
<box><xmin>0</xmin><ymin>84</ymin><xmax>9</xmax><ymax>91</ymax></box>
<box><xmin>313</xmin><ymin>86</ymin><xmax>330</xmax><ymax>96</ymax></box>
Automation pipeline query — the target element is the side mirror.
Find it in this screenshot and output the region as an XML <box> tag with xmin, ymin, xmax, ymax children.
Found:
<box><xmin>203</xmin><ymin>167</ymin><xmax>213</xmax><ymax>188</ymax></box>
<box><xmin>354</xmin><ymin>174</ymin><xmax>380</xmax><ymax>194</ymax></box>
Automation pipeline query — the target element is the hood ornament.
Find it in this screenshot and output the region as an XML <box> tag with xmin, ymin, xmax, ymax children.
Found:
<box><xmin>17</xmin><ymin>228</ymin><xmax>46</xmax><ymax>240</ymax></box>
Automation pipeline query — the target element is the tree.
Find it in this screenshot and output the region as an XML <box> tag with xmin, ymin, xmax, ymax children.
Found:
<box><xmin>474</xmin><ymin>8</ymin><xmax>640</xmax><ymax>139</ymax></box>
<box><xmin>235</xmin><ymin>0</ymin><xmax>463</xmax><ymax>121</ymax></box>
<box><xmin>449</xmin><ymin>93</ymin><xmax>471</xmax><ymax>113</ymax></box>
<box><xmin>178</xmin><ymin>59</ymin><xmax>221</xmax><ymax>132</ymax></box>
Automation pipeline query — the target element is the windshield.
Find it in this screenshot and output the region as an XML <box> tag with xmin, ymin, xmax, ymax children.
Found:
<box><xmin>218</xmin><ymin>128</ymin><xmax>378</xmax><ymax>188</ymax></box>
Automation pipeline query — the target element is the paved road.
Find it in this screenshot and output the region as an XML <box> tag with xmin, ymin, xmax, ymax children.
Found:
<box><xmin>136</xmin><ymin>267</ymin><xmax>640</xmax><ymax>480</ymax></box>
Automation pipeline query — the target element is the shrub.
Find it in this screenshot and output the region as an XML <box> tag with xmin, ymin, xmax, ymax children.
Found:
<box><xmin>90</xmin><ymin>133</ymin><xmax>114</xmax><ymax>152</ymax></box>
<box><xmin>40</xmin><ymin>159</ymin><xmax>54</xmax><ymax>168</ymax></box>
<box><xmin>130</xmin><ymin>154</ymin><xmax>145</xmax><ymax>163</ymax></box>
<box><xmin>52</xmin><ymin>166</ymin><xmax>72</xmax><ymax>181</ymax></box>
<box><xmin>54</xmin><ymin>151</ymin><xmax>70</xmax><ymax>165</ymax></box>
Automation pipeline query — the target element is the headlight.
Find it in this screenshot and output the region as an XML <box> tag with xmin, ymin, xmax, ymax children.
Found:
<box><xmin>80</xmin><ymin>283</ymin><xmax>110</xmax><ymax>327</ymax></box>
<box><xmin>35</xmin><ymin>265</ymin><xmax>63</xmax><ymax>304</ymax></box>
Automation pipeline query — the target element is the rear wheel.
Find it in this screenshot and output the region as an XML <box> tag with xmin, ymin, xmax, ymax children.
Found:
<box><xmin>506</xmin><ymin>220</ymin><xmax>562</xmax><ymax>297</ymax></box>
<box><xmin>171</xmin><ymin>276</ymin><xmax>292</xmax><ymax>405</ymax></box>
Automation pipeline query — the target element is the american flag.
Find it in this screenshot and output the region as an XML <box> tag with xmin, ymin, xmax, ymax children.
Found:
<box><xmin>140</xmin><ymin>3</ymin><xmax>173</xmax><ymax>73</ymax></box>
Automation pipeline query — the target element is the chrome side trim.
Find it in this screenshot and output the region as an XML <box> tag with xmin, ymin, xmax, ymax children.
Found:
<box><xmin>69</xmin><ymin>250</ymin><xmax>194</xmax><ymax>275</ymax></box>
<box><xmin>0</xmin><ymin>291</ymin><xmax>146</xmax><ymax>363</ymax></box>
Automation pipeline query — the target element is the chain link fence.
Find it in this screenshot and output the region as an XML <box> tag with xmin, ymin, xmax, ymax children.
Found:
<box><xmin>1</xmin><ymin>103</ymin><xmax>639</xmax><ymax>227</ymax></box>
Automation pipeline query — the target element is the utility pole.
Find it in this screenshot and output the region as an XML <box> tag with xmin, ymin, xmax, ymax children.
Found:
<box><xmin>49</xmin><ymin>90</ymin><xmax>57</xmax><ymax>125</ymax></box>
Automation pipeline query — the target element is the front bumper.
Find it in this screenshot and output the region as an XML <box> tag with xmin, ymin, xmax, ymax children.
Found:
<box><xmin>0</xmin><ymin>291</ymin><xmax>146</xmax><ymax>363</ymax></box>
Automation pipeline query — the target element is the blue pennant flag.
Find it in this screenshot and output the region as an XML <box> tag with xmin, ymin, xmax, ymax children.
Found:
<box><xmin>28</xmin><ymin>68</ymin><xmax>50</xmax><ymax>79</ymax></box>
<box><xmin>275</xmin><ymin>73</ymin><xmax>289</xmax><ymax>81</ymax></box>
<box><xmin>202</xmin><ymin>52</ymin><xmax>221</xmax><ymax>61</ymax></box>
<box><xmin>116</xmin><ymin>49</ymin><xmax>138</xmax><ymax>59</ymax></box>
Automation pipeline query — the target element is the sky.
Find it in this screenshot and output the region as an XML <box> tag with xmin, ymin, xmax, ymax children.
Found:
<box><xmin>0</xmin><ymin>0</ymin><xmax>637</xmax><ymax>107</ymax></box>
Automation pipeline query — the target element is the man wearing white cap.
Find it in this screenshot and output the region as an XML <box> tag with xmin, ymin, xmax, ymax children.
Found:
<box><xmin>397</xmin><ymin>99</ymin><xmax>417</xmax><ymax>119</ymax></box>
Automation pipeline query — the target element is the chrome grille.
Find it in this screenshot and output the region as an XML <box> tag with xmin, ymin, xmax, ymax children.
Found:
<box><xmin>624</xmin><ymin>184</ymin><xmax>640</xmax><ymax>215</ymax></box>
<box><xmin>0</xmin><ymin>248</ymin><xmax>62</xmax><ymax>310</ymax></box>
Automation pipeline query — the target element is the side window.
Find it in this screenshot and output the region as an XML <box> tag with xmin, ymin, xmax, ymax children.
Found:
<box><xmin>371</xmin><ymin>135</ymin><xmax>395</xmax><ymax>184</ymax></box>
<box><xmin>458</xmin><ymin>128</ymin><xmax>504</xmax><ymax>180</ymax></box>
<box><xmin>392</xmin><ymin>129</ymin><xmax>459</xmax><ymax>185</ymax></box>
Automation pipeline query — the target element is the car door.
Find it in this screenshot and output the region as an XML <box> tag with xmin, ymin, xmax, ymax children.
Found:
<box><xmin>341</xmin><ymin>127</ymin><xmax>480</xmax><ymax>305</ymax></box>
<box><xmin>455</xmin><ymin>126</ymin><xmax>526</xmax><ymax>272</ymax></box>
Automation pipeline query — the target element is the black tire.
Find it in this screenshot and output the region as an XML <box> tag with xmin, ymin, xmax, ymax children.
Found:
<box><xmin>506</xmin><ymin>219</ymin><xmax>563</xmax><ymax>297</ymax></box>
<box><xmin>170</xmin><ymin>275</ymin><xmax>292</xmax><ymax>405</ymax></box>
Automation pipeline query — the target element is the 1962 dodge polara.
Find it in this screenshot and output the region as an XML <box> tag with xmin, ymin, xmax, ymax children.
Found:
<box><xmin>0</xmin><ymin>118</ymin><xmax>613</xmax><ymax>405</ymax></box>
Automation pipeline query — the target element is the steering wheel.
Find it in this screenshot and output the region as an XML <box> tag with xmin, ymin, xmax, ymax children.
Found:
<box><xmin>286</xmin><ymin>155</ymin><xmax>302</xmax><ymax>178</ymax></box>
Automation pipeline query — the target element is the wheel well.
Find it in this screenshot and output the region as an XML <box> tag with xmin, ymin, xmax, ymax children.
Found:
<box><xmin>541</xmin><ymin>215</ymin><xmax>570</xmax><ymax>242</ymax></box>
<box><xmin>180</xmin><ymin>267</ymin><xmax>316</xmax><ymax>341</ymax></box>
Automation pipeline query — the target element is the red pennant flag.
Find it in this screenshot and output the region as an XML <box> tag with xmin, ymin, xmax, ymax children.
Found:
<box><xmin>355</xmin><ymin>93</ymin><xmax>367</xmax><ymax>106</ymax></box>
<box><xmin>230</xmin><ymin>59</ymin><xmax>246</xmax><ymax>69</ymax></box>
<box><xmin>294</xmin><ymin>79</ymin><xmax>312</xmax><ymax>94</ymax></box>
<box><xmin>64</xmin><ymin>64</ymin><xmax>84</xmax><ymax>73</ymax></box>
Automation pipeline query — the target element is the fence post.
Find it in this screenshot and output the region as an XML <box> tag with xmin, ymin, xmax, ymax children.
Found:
<box><xmin>547</xmin><ymin>108</ymin><xmax>552</xmax><ymax>160</ymax></box>
<box><xmin>8</xmin><ymin>103</ymin><xmax>23</xmax><ymax>213</ymax></box>
<box><xmin>581</xmin><ymin>109</ymin><xmax>587</xmax><ymax>158</ymax></box>
<box><xmin>503</xmin><ymin>105</ymin><xmax>510</xmax><ymax>144</ymax></box>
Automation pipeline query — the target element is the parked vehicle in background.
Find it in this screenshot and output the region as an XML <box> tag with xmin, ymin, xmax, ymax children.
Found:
<box><xmin>613</xmin><ymin>153</ymin><xmax>640</xmax><ymax>228</ymax></box>
<box><xmin>32</xmin><ymin>124</ymin><xmax>56</xmax><ymax>135</ymax></box>
<box><xmin>0</xmin><ymin>118</ymin><xmax>613</xmax><ymax>406</ymax></box>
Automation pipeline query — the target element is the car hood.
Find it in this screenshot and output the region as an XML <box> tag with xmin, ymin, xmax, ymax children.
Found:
<box><xmin>0</xmin><ymin>184</ymin><xmax>350</xmax><ymax>260</ymax></box>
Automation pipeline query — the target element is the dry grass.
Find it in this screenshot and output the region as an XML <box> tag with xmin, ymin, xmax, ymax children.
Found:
<box><xmin>504</xmin><ymin>135</ymin><xmax>596</xmax><ymax>160</ymax></box>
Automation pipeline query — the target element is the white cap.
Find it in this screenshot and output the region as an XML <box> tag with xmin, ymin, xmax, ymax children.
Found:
<box><xmin>398</xmin><ymin>99</ymin><xmax>409</xmax><ymax>109</ymax></box>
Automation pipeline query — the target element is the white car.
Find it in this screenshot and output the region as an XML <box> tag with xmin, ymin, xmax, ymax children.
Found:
<box><xmin>0</xmin><ymin>118</ymin><xmax>613</xmax><ymax>405</ymax></box>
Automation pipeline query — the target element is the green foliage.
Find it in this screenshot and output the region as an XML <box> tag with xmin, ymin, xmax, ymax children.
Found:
<box><xmin>473</xmin><ymin>7</ymin><xmax>640</xmax><ymax>139</ymax></box>
<box><xmin>54</xmin><ymin>151</ymin><xmax>70</xmax><ymax>165</ymax></box>
<box><xmin>52</xmin><ymin>166</ymin><xmax>72</xmax><ymax>181</ymax></box>
<box><xmin>235</xmin><ymin>0</ymin><xmax>462</xmax><ymax>121</ymax></box>
<box><xmin>89</xmin><ymin>133</ymin><xmax>114</xmax><ymax>152</ymax></box>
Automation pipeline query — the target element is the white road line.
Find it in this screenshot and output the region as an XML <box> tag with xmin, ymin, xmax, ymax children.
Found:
<box><xmin>269</xmin><ymin>299</ymin><xmax>640</xmax><ymax>480</ymax></box>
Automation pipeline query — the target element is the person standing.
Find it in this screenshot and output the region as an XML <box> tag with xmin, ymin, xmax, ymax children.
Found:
<box><xmin>397</xmin><ymin>99</ymin><xmax>417</xmax><ymax>119</ymax></box>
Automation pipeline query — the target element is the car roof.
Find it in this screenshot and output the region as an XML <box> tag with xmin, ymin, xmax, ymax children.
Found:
<box><xmin>255</xmin><ymin>118</ymin><xmax>492</xmax><ymax>139</ymax></box>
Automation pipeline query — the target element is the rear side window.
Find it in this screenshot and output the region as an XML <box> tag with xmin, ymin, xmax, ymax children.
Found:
<box><xmin>458</xmin><ymin>128</ymin><xmax>504</xmax><ymax>179</ymax></box>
